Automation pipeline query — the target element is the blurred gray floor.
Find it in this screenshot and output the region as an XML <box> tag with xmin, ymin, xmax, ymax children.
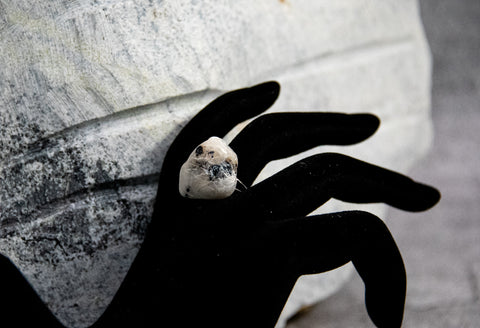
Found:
<box><xmin>287</xmin><ymin>0</ymin><xmax>480</xmax><ymax>327</ymax></box>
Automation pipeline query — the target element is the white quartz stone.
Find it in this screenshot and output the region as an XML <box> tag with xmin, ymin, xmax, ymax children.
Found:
<box><xmin>0</xmin><ymin>1</ymin><xmax>432</xmax><ymax>327</ymax></box>
<box><xmin>179</xmin><ymin>137</ymin><xmax>238</xmax><ymax>199</ymax></box>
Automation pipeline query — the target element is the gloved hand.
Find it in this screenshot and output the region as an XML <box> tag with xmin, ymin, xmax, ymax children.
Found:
<box><xmin>0</xmin><ymin>81</ymin><xmax>440</xmax><ymax>328</ymax></box>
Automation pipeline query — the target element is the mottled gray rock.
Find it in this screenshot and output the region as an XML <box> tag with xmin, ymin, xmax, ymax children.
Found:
<box><xmin>0</xmin><ymin>1</ymin><xmax>432</xmax><ymax>327</ymax></box>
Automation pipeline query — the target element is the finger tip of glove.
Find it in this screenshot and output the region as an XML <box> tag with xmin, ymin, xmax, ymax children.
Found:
<box><xmin>358</xmin><ymin>113</ymin><xmax>381</xmax><ymax>133</ymax></box>
<box><xmin>425</xmin><ymin>185</ymin><xmax>441</xmax><ymax>209</ymax></box>
<box><xmin>408</xmin><ymin>184</ymin><xmax>441</xmax><ymax>212</ymax></box>
<box><xmin>251</xmin><ymin>81</ymin><xmax>280</xmax><ymax>99</ymax></box>
<box><xmin>347</xmin><ymin>113</ymin><xmax>380</xmax><ymax>142</ymax></box>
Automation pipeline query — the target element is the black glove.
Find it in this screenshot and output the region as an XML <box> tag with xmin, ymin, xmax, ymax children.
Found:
<box><xmin>0</xmin><ymin>81</ymin><xmax>440</xmax><ymax>328</ymax></box>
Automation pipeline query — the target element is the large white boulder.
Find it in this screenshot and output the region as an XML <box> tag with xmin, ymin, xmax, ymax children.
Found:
<box><xmin>0</xmin><ymin>1</ymin><xmax>432</xmax><ymax>327</ymax></box>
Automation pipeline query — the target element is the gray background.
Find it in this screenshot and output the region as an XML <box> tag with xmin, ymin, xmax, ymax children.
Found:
<box><xmin>288</xmin><ymin>0</ymin><xmax>480</xmax><ymax>327</ymax></box>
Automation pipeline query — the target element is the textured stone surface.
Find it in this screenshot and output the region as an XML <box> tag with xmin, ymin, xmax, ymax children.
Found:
<box><xmin>0</xmin><ymin>1</ymin><xmax>432</xmax><ymax>327</ymax></box>
<box><xmin>179</xmin><ymin>136</ymin><xmax>238</xmax><ymax>199</ymax></box>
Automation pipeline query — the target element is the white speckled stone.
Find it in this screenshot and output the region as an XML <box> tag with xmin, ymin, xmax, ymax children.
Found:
<box><xmin>179</xmin><ymin>137</ymin><xmax>238</xmax><ymax>199</ymax></box>
<box><xmin>0</xmin><ymin>1</ymin><xmax>432</xmax><ymax>327</ymax></box>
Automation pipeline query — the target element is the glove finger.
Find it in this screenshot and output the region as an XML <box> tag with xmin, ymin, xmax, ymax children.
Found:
<box><xmin>239</xmin><ymin>152</ymin><xmax>440</xmax><ymax>221</ymax></box>
<box><xmin>229</xmin><ymin>112</ymin><xmax>379</xmax><ymax>186</ymax></box>
<box><xmin>159</xmin><ymin>81</ymin><xmax>280</xmax><ymax>196</ymax></box>
<box><xmin>264</xmin><ymin>211</ymin><xmax>405</xmax><ymax>328</ymax></box>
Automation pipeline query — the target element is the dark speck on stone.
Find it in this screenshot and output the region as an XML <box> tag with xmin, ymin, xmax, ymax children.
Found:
<box><xmin>222</xmin><ymin>162</ymin><xmax>233</xmax><ymax>175</ymax></box>
<box><xmin>208</xmin><ymin>164</ymin><xmax>221</xmax><ymax>180</ymax></box>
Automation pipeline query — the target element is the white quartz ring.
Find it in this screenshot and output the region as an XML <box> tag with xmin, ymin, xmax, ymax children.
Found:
<box><xmin>179</xmin><ymin>137</ymin><xmax>238</xmax><ymax>199</ymax></box>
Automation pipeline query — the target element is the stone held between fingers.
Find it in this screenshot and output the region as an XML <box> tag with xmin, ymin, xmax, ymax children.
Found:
<box><xmin>179</xmin><ymin>137</ymin><xmax>238</xmax><ymax>199</ymax></box>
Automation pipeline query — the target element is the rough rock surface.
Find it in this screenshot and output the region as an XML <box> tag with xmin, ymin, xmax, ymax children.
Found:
<box><xmin>0</xmin><ymin>1</ymin><xmax>432</xmax><ymax>327</ymax></box>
